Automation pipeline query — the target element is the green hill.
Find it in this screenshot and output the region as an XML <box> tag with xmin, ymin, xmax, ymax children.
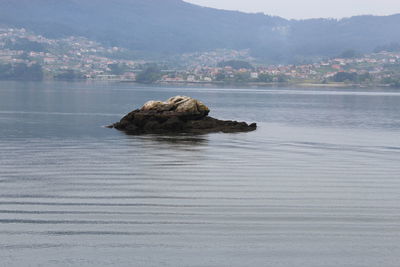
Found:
<box><xmin>0</xmin><ymin>0</ymin><xmax>399</xmax><ymax>63</ymax></box>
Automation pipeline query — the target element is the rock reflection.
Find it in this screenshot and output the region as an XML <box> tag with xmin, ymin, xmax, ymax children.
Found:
<box><xmin>125</xmin><ymin>133</ymin><xmax>209</xmax><ymax>147</ymax></box>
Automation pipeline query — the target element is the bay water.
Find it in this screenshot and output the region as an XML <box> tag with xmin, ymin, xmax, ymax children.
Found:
<box><xmin>0</xmin><ymin>81</ymin><xmax>400</xmax><ymax>266</ymax></box>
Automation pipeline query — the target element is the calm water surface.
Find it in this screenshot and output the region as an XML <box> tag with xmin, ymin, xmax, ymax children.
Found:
<box><xmin>0</xmin><ymin>81</ymin><xmax>400</xmax><ymax>266</ymax></box>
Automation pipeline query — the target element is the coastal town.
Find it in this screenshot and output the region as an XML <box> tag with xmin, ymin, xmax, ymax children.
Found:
<box><xmin>1</xmin><ymin>27</ymin><xmax>400</xmax><ymax>87</ymax></box>
<box><xmin>0</xmin><ymin>27</ymin><xmax>141</xmax><ymax>81</ymax></box>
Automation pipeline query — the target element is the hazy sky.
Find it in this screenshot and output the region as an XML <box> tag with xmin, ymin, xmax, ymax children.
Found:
<box><xmin>185</xmin><ymin>0</ymin><xmax>400</xmax><ymax>19</ymax></box>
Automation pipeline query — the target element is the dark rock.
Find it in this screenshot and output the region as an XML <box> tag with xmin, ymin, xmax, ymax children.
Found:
<box><xmin>111</xmin><ymin>96</ymin><xmax>257</xmax><ymax>134</ymax></box>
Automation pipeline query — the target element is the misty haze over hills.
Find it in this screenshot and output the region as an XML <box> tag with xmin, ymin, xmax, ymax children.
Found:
<box><xmin>1</xmin><ymin>0</ymin><xmax>400</xmax><ymax>63</ymax></box>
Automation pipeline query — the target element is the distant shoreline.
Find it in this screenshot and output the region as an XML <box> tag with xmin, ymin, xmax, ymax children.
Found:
<box><xmin>75</xmin><ymin>79</ymin><xmax>400</xmax><ymax>89</ymax></box>
<box><xmin>155</xmin><ymin>80</ymin><xmax>395</xmax><ymax>89</ymax></box>
<box><xmin>0</xmin><ymin>79</ymin><xmax>396</xmax><ymax>89</ymax></box>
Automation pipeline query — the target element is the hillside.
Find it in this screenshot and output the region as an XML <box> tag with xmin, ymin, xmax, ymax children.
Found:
<box><xmin>0</xmin><ymin>0</ymin><xmax>399</xmax><ymax>63</ymax></box>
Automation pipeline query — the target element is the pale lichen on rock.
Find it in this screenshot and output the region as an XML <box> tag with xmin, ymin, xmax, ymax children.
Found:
<box><xmin>141</xmin><ymin>96</ymin><xmax>210</xmax><ymax>117</ymax></box>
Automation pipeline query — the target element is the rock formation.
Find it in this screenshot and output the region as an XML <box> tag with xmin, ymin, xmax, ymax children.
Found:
<box><xmin>109</xmin><ymin>96</ymin><xmax>257</xmax><ymax>134</ymax></box>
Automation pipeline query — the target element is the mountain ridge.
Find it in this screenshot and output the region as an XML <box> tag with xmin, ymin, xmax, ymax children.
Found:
<box><xmin>0</xmin><ymin>0</ymin><xmax>399</xmax><ymax>63</ymax></box>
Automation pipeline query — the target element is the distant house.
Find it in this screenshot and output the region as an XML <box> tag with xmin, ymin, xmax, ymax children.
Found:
<box><xmin>250</xmin><ymin>72</ymin><xmax>259</xmax><ymax>79</ymax></box>
<box><xmin>324</xmin><ymin>72</ymin><xmax>337</xmax><ymax>78</ymax></box>
<box><xmin>186</xmin><ymin>75</ymin><xmax>196</xmax><ymax>82</ymax></box>
<box><xmin>123</xmin><ymin>72</ymin><xmax>136</xmax><ymax>81</ymax></box>
<box><xmin>44</xmin><ymin>57</ymin><xmax>56</xmax><ymax>64</ymax></box>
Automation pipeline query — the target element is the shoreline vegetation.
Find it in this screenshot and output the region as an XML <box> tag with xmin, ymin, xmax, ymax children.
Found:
<box><xmin>1</xmin><ymin>70</ymin><xmax>397</xmax><ymax>89</ymax></box>
<box><xmin>0</xmin><ymin>78</ymin><xmax>394</xmax><ymax>89</ymax></box>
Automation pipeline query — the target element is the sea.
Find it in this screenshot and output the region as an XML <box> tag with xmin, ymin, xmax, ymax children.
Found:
<box><xmin>0</xmin><ymin>81</ymin><xmax>400</xmax><ymax>266</ymax></box>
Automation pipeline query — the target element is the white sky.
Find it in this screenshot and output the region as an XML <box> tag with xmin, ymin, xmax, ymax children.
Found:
<box><xmin>184</xmin><ymin>0</ymin><xmax>400</xmax><ymax>19</ymax></box>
